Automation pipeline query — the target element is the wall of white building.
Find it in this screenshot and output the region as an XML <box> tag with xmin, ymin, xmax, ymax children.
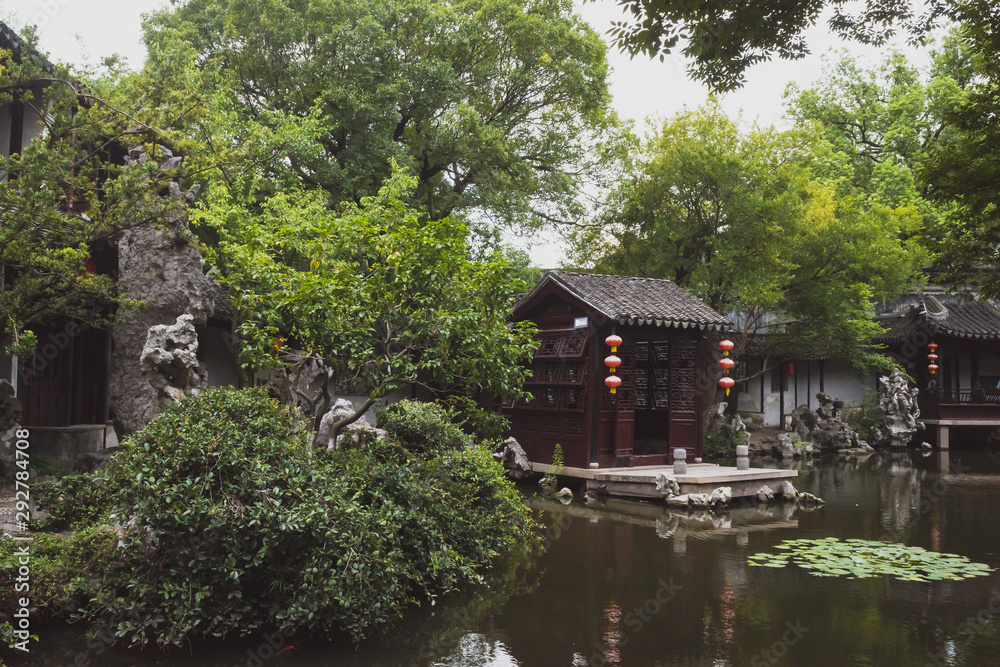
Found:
<box><xmin>737</xmin><ymin>359</ymin><xmax>876</xmax><ymax>427</ymax></box>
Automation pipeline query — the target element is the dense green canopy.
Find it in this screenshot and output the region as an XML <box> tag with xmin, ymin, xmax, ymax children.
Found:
<box><xmin>568</xmin><ymin>102</ymin><xmax>929</xmax><ymax>374</ymax></box>
<box><xmin>923</xmin><ymin>3</ymin><xmax>1000</xmax><ymax>297</ymax></box>
<box><xmin>142</xmin><ymin>0</ymin><xmax>624</xmax><ymax>230</ymax></box>
<box><xmin>589</xmin><ymin>0</ymin><xmax>950</xmax><ymax>91</ymax></box>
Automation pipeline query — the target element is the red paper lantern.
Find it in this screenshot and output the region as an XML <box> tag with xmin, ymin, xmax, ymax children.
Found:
<box><xmin>928</xmin><ymin>342</ymin><xmax>938</xmax><ymax>350</ymax></box>
<box><xmin>718</xmin><ymin>357</ymin><xmax>735</xmax><ymax>372</ymax></box>
<box><xmin>928</xmin><ymin>364</ymin><xmax>939</xmax><ymax>375</ymax></box>
<box><xmin>604</xmin><ymin>355</ymin><xmax>622</xmax><ymax>369</ymax></box>
<box><xmin>605</xmin><ymin>334</ymin><xmax>623</xmax><ymax>349</ymax></box>
<box><xmin>927</xmin><ymin>353</ymin><xmax>939</xmax><ymax>362</ymax></box>
<box><xmin>605</xmin><ymin>375</ymin><xmax>622</xmax><ymax>393</ymax></box>
<box><xmin>718</xmin><ymin>339</ymin><xmax>734</xmax><ymax>355</ymax></box>
<box><xmin>719</xmin><ymin>376</ymin><xmax>735</xmax><ymax>396</ymax></box>
<box><xmin>785</xmin><ymin>363</ymin><xmax>795</xmax><ymax>376</ymax></box>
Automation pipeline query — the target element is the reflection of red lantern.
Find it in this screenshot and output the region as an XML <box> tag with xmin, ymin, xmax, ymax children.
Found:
<box><xmin>605</xmin><ymin>375</ymin><xmax>622</xmax><ymax>393</ymax></box>
<box><xmin>719</xmin><ymin>376</ymin><xmax>735</xmax><ymax>396</ymax></box>
<box><xmin>785</xmin><ymin>363</ymin><xmax>795</xmax><ymax>377</ymax></box>
<box><xmin>718</xmin><ymin>339</ymin><xmax>734</xmax><ymax>355</ymax></box>
<box><xmin>718</xmin><ymin>357</ymin><xmax>735</xmax><ymax>372</ymax></box>
<box><xmin>928</xmin><ymin>363</ymin><xmax>939</xmax><ymax>375</ymax></box>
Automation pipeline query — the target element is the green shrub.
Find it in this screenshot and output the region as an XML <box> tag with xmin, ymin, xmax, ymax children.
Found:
<box><xmin>32</xmin><ymin>473</ymin><xmax>110</xmax><ymax>532</ymax></box>
<box><xmin>29</xmin><ymin>453</ymin><xmax>72</xmax><ymax>479</ymax></box>
<box><xmin>704</xmin><ymin>423</ymin><xmax>744</xmax><ymax>459</ymax></box>
<box><xmin>377</xmin><ymin>399</ymin><xmax>470</xmax><ymax>454</ymax></box>
<box><xmin>81</xmin><ymin>387</ymin><xmax>539</xmax><ymax>649</ymax></box>
<box><xmin>842</xmin><ymin>390</ymin><xmax>883</xmax><ymax>443</ymax></box>
<box><xmin>0</xmin><ymin>525</ymin><xmax>118</xmax><ymax>620</ymax></box>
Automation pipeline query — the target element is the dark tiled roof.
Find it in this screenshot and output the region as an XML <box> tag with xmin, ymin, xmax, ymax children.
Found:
<box><xmin>0</xmin><ymin>21</ymin><xmax>22</xmax><ymax>56</ymax></box>
<box><xmin>1</xmin><ymin>21</ymin><xmax>54</xmax><ymax>72</ymax></box>
<box><xmin>876</xmin><ymin>294</ymin><xmax>1000</xmax><ymax>341</ymax></box>
<box><xmin>520</xmin><ymin>271</ymin><xmax>730</xmax><ymax>331</ymax></box>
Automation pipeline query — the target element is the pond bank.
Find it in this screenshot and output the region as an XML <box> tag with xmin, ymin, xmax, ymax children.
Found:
<box><xmin>11</xmin><ymin>447</ymin><xmax>1000</xmax><ymax>666</ymax></box>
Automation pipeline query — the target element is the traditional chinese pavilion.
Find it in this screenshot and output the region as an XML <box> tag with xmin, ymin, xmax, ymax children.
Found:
<box><xmin>877</xmin><ymin>292</ymin><xmax>1000</xmax><ymax>447</ymax></box>
<box><xmin>505</xmin><ymin>271</ymin><xmax>730</xmax><ymax>469</ymax></box>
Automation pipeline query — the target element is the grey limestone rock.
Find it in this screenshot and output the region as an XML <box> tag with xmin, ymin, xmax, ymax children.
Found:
<box><xmin>498</xmin><ymin>437</ymin><xmax>532</xmax><ymax>473</ymax></box>
<box><xmin>756</xmin><ymin>485</ymin><xmax>774</xmax><ymax>502</ymax></box>
<box><xmin>317</xmin><ymin>398</ymin><xmax>387</xmax><ymax>450</ymax></box>
<box><xmin>709</xmin><ymin>486</ymin><xmax>732</xmax><ymax>506</ymax></box>
<box><xmin>777</xmin><ymin>480</ymin><xmax>799</xmax><ymax>499</ymax></box>
<box><xmin>797</xmin><ymin>492</ymin><xmax>825</xmax><ymax>505</ymax></box>
<box><xmin>140</xmin><ymin>314</ymin><xmax>207</xmax><ymax>410</ymax></box>
<box><xmin>687</xmin><ymin>493</ymin><xmax>713</xmax><ymax>507</ymax></box>
<box><xmin>553</xmin><ymin>487</ymin><xmax>574</xmax><ymax>504</ymax></box>
<box><xmin>666</xmin><ymin>494</ymin><xmax>691</xmax><ymax>508</ymax></box>
<box><xmin>655</xmin><ymin>472</ymin><xmax>681</xmax><ymax>498</ymax></box>
<box><xmin>776</xmin><ymin>433</ymin><xmax>796</xmax><ymax>459</ymax></box>
<box><xmin>110</xmin><ymin>219</ymin><xmax>231</xmax><ymax>435</ymax></box>
<box><xmin>874</xmin><ymin>371</ymin><xmax>924</xmax><ymax>448</ymax></box>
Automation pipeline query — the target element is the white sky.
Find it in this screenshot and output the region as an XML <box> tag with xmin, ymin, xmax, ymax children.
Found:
<box><xmin>2</xmin><ymin>0</ymin><xmax>935</xmax><ymax>265</ymax></box>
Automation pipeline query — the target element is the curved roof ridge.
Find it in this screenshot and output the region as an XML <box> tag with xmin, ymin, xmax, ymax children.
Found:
<box><xmin>922</xmin><ymin>294</ymin><xmax>949</xmax><ymax>320</ymax></box>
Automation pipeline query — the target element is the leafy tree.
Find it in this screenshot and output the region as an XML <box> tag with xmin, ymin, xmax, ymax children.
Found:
<box><xmin>569</xmin><ymin>102</ymin><xmax>929</xmax><ymax>375</ymax></box>
<box><xmin>141</xmin><ymin>0</ymin><xmax>624</xmax><ymax>230</ymax></box>
<box><xmin>197</xmin><ymin>167</ymin><xmax>538</xmax><ymax>442</ymax></box>
<box><xmin>0</xmin><ymin>29</ymin><xmax>175</xmax><ymax>357</ymax></box>
<box><xmin>589</xmin><ymin>0</ymin><xmax>951</xmax><ymax>91</ymax></box>
<box><xmin>923</xmin><ymin>2</ymin><xmax>1000</xmax><ymax>298</ymax></box>
<box><xmin>784</xmin><ymin>35</ymin><xmax>973</xmax><ymax>236</ymax></box>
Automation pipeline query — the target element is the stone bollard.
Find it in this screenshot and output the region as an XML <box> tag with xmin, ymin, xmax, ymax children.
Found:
<box><xmin>736</xmin><ymin>445</ymin><xmax>750</xmax><ymax>471</ymax></box>
<box><xmin>673</xmin><ymin>448</ymin><xmax>687</xmax><ymax>475</ymax></box>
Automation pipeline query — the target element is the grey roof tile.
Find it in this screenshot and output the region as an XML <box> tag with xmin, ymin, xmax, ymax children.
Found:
<box><xmin>519</xmin><ymin>271</ymin><xmax>730</xmax><ymax>331</ymax></box>
<box><xmin>876</xmin><ymin>294</ymin><xmax>1000</xmax><ymax>341</ymax></box>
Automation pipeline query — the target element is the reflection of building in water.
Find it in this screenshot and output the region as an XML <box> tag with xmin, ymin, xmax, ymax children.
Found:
<box><xmin>879</xmin><ymin>457</ymin><xmax>926</xmax><ymax>539</ymax></box>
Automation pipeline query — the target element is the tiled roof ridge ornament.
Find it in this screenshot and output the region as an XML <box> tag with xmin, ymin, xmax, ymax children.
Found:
<box><xmin>922</xmin><ymin>294</ymin><xmax>949</xmax><ymax>321</ymax></box>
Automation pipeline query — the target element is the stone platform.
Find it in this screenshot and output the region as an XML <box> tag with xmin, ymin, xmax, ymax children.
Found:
<box><xmin>532</xmin><ymin>462</ymin><xmax>798</xmax><ymax>501</ymax></box>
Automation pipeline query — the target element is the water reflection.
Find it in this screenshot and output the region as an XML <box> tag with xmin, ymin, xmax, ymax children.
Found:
<box><xmin>16</xmin><ymin>449</ymin><xmax>1000</xmax><ymax>666</ymax></box>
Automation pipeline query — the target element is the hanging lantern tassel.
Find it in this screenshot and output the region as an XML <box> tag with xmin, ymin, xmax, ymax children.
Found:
<box><xmin>719</xmin><ymin>376</ymin><xmax>735</xmax><ymax>396</ymax></box>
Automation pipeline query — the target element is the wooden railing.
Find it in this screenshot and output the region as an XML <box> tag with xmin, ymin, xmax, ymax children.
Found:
<box><xmin>920</xmin><ymin>389</ymin><xmax>1000</xmax><ymax>421</ymax></box>
<box><xmin>926</xmin><ymin>389</ymin><xmax>1000</xmax><ymax>405</ymax></box>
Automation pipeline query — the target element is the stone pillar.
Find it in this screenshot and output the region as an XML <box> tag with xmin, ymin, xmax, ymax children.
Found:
<box><xmin>673</xmin><ymin>448</ymin><xmax>687</xmax><ymax>475</ymax></box>
<box><xmin>939</xmin><ymin>424</ymin><xmax>950</xmax><ymax>450</ymax></box>
<box><xmin>736</xmin><ymin>445</ymin><xmax>750</xmax><ymax>471</ymax></box>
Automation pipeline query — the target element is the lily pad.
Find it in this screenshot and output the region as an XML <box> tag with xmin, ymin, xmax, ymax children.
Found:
<box><xmin>747</xmin><ymin>538</ymin><xmax>994</xmax><ymax>582</ymax></box>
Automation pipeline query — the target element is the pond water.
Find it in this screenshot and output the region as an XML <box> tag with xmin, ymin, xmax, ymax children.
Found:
<box><xmin>15</xmin><ymin>447</ymin><xmax>1000</xmax><ymax>667</ymax></box>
